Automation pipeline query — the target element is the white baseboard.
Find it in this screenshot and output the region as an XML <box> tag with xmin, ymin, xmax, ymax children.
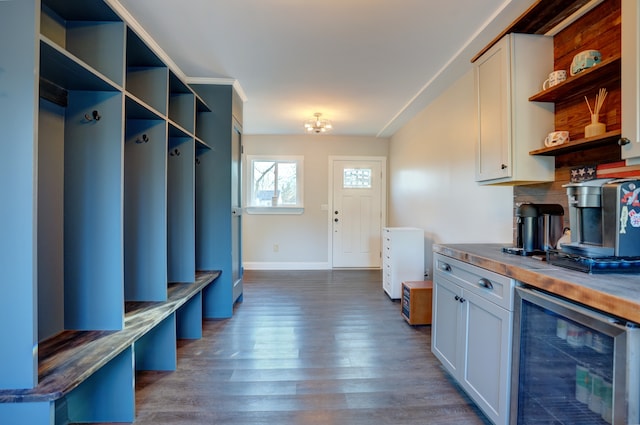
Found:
<box><xmin>243</xmin><ymin>262</ymin><xmax>331</xmax><ymax>270</ymax></box>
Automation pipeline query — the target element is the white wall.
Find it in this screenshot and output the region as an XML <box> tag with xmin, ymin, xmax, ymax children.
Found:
<box><xmin>389</xmin><ymin>68</ymin><xmax>513</xmax><ymax>275</ymax></box>
<box><xmin>242</xmin><ymin>135</ymin><xmax>389</xmax><ymax>269</ymax></box>
<box><xmin>243</xmin><ymin>70</ymin><xmax>515</xmax><ymax>272</ymax></box>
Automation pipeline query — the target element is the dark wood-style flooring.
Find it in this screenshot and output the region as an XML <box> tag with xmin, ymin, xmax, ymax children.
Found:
<box><xmin>92</xmin><ymin>270</ymin><xmax>491</xmax><ymax>425</ymax></box>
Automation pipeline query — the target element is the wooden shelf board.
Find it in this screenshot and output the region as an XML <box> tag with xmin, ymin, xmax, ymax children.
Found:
<box><xmin>529</xmin><ymin>56</ymin><xmax>621</xmax><ymax>102</ymax></box>
<box><xmin>168</xmin><ymin>120</ymin><xmax>194</xmax><ymax>139</ymax></box>
<box><xmin>0</xmin><ymin>271</ymin><xmax>220</xmax><ymax>403</ymax></box>
<box><xmin>43</xmin><ymin>0</ymin><xmax>121</xmax><ymax>21</ymax></box>
<box><xmin>529</xmin><ymin>130</ymin><xmax>621</xmax><ymax>156</ymax></box>
<box><xmin>196</xmin><ymin>96</ymin><xmax>212</xmax><ymax>113</ymax></box>
<box><xmin>195</xmin><ymin>138</ymin><xmax>212</xmax><ymax>152</ymax></box>
<box><xmin>125</xmin><ymin>94</ymin><xmax>165</xmax><ymax>120</ymax></box>
<box><xmin>40</xmin><ymin>38</ymin><xmax>120</xmax><ymax>92</ymax></box>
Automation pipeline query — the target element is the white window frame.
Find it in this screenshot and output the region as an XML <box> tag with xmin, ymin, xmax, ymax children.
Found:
<box><xmin>245</xmin><ymin>155</ymin><xmax>304</xmax><ymax>215</ymax></box>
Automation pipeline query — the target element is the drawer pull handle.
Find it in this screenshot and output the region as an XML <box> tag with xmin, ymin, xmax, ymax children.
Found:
<box><xmin>440</xmin><ymin>263</ymin><xmax>451</xmax><ymax>272</ymax></box>
<box><xmin>478</xmin><ymin>278</ymin><xmax>493</xmax><ymax>290</ymax></box>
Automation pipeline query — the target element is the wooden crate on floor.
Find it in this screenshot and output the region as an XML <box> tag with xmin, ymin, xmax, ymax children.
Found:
<box><xmin>401</xmin><ymin>281</ymin><xmax>433</xmax><ymax>325</ymax></box>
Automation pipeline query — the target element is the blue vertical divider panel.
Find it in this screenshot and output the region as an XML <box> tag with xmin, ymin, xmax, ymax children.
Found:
<box><xmin>0</xmin><ymin>0</ymin><xmax>40</xmax><ymax>389</ymax></box>
<box><xmin>134</xmin><ymin>314</ymin><xmax>177</xmax><ymax>371</ymax></box>
<box><xmin>177</xmin><ymin>291</ymin><xmax>203</xmax><ymax>339</ymax></box>
<box><xmin>65</xmin><ymin>347</ymin><xmax>135</xmax><ymax>423</ymax></box>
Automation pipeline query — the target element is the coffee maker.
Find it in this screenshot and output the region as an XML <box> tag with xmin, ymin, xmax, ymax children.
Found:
<box><xmin>562</xmin><ymin>179</ymin><xmax>611</xmax><ymax>257</ymax></box>
<box><xmin>504</xmin><ymin>203</ymin><xmax>564</xmax><ymax>256</ymax></box>
<box><xmin>562</xmin><ymin>178</ymin><xmax>640</xmax><ymax>258</ymax></box>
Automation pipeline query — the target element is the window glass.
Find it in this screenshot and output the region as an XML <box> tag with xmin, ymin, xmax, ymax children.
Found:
<box><xmin>343</xmin><ymin>168</ymin><xmax>372</xmax><ymax>188</ymax></box>
<box><xmin>246</xmin><ymin>156</ymin><xmax>304</xmax><ymax>213</ymax></box>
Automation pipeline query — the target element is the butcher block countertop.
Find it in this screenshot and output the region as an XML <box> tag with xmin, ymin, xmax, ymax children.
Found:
<box><xmin>434</xmin><ymin>244</ymin><xmax>640</xmax><ymax>324</ymax></box>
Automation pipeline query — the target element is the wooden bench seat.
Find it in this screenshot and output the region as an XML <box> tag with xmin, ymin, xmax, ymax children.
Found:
<box><xmin>0</xmin><ymin>270</ymin><xmax>219</xmax><ymax>416</ymax></box>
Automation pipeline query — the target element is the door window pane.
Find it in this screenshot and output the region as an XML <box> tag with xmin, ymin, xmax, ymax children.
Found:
<box><xmin>343</xmin><ymin>168</ymin><xmax>372</xmax><ymax>188</ymax></box>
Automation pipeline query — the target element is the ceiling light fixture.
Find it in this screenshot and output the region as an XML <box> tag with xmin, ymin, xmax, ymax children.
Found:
<box><xmin>304</xmin><ymin>112</ymin><xmax>332</xmax><ymax>134</ymax></box>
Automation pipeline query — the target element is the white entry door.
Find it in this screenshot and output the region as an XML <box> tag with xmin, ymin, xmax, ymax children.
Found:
<box><xmin>331</xmin><ymin>158</ymin><xmax>385</xmax><ymax>268</ymax></box>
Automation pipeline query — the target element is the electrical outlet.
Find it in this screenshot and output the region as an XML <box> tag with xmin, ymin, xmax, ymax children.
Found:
<box><xmin>273</xmin><ymin>244</ymin><xmax>279</xmax><ymax>252</ymax></box>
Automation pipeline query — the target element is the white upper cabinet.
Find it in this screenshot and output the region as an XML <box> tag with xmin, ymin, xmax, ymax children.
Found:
<box><xmin>622</xmin><ymin>0</ymin><xmax>640</xmax><ymax>163</ymax></box>
<box><xmin>474</xmin><ymin>33</ymin><xmax>555</xmax><ymax>185</ymax></box>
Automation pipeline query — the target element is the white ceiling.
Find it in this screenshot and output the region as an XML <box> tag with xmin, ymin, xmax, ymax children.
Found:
<box><xmin>113</xmin><ymin>0</ymin><xmax>537</xmax><ymax>137</ymax></box>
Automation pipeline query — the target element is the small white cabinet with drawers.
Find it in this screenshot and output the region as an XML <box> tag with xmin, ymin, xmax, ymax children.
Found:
<box><xmin>432</xmin><ymin>253</ymin><xmax>515</xmax><ymax>425</ymax></box>
<box><xmin>382</xmin><ymin>227</ymin><xmax>424</xmax><ymax>299</ymax></box>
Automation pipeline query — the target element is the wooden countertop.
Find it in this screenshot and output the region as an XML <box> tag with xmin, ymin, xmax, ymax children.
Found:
<box><xmin>433</xmin><ymin>244</ymin><xmax>640</xmax><ymax>324</ymax></box>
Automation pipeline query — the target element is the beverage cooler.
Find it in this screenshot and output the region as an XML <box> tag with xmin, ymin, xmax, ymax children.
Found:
<box><xmin>511</xmin><ymin>286</ymin><xmax>640</xmax><ymax>425</ymax></box>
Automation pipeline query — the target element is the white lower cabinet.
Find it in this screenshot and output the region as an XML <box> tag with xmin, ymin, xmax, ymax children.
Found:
<box><xmin>432</xmin><ymin>253</ymin><xmax>514</xmax><ymax>425</ymax></box>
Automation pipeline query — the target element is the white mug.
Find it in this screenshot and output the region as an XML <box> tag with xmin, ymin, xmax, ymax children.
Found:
<box><xmin>542</xmin><ymin>70</ymin><xmax>567</xmax><ymax>90</ymax></box>
<box><xmin>544</xmin><ymin>130</ymin><xmax>569</xmax><ymax>147</ymax></box>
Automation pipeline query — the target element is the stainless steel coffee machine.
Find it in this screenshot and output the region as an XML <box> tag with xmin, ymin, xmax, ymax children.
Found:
<box><xmin>562</xmin><ymin>178</ymin><xmax>640</xmax><ymax>257</ymax></box>
<box><xmin>503</xmin><ymin>203</ymin><xmax>564</xmax><ymax>256</ymax></box>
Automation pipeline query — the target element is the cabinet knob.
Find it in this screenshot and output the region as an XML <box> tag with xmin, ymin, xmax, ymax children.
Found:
<box><xmin>454</xmin><ymin>295</ymin><xmax>460</xmax><ymax>301</ymax></box>
<box><xmin>440</xmin><ymin>263</ymin><xmax>451</xmax><ymax>272</ymax></box>
<box><xmin>618</xmin><ymin>137</ymin><xmax>631</xmax><ymax>146</ymax></box>
<box><xmin>459</xmin><ymin>297</ymin><xmax>465</xmax><ymax>304</ymax></box>
<box><xmin>501</xmin><ymin>164</ymin><xmax>508</xmax><ymax>170</ymax></box>
<box><xmin>478</xmin><ymin>278</ymin><xmax>493</xmax><ymax>290</ymax></box>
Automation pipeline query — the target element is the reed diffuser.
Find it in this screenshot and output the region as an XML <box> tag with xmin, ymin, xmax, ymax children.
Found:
<box><xmin>584</xmin><ymin>88</ymin><xmax>607</xmax><ymax>138</ymax></box>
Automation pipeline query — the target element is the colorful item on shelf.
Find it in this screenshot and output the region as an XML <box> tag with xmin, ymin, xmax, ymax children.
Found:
<box><xmin>571</xmin><ymin>49</ymin><xmax>602</xmax><ymax>76</ymax></box>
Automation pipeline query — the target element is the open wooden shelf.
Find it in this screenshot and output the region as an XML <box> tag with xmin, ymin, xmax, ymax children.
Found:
<box><xmin>529</xmin><ymin>130</ymin><xmax>621</xmax><ymax>156</ymax></box>
<box><xmin>529</xmin><ymin>56</ymin><xmax>621</xmax><ymax>103</ymax></box>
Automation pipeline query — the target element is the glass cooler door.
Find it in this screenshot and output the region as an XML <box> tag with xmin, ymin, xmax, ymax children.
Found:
<box><xmin>511</xmin><ymin>286</ymin><xmax>638</xmax><ymax>425</ymax></box>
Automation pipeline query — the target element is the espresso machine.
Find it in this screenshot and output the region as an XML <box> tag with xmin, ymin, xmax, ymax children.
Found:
<box><xmin>549</xmin><ymin>178</ymin><xmax>640</xmax><ymax>272</ymax></box>
<box><xmin>561</xmin><ymin>178</ymin><xmax>613</xmax><ymax>257</ymax></box>
<box><xmin>561</xmin><ymin>178</ymin><xmax>640</xmax><ymax>258</ymax></box>
<box><xmin>503</xmin><ymin>203</ymin><xmax>564</xmax><ymax>256</ymax></box>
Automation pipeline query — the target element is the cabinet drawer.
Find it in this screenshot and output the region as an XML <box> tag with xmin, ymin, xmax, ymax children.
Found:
<box><xmin>434</xmin><ymin>253</ymin><xmax>514</xmax><ymax>311</ymax></box>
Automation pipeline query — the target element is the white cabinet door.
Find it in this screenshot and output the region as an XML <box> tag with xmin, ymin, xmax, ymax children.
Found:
<box><xmin>474</xmin><ymin>33</ymin><xmax>555</xmax><ymax>185</ymax></box>
<box><xmin>432</xmin><ymin>277</ymin><xmax>463</xmax><ymax>376</ymax></box>
<box><xmin>475</xmin><ymin>35</ymin><xmax>511</xmax><ymax>182</ymax></box>
<box><xmin>621</xmin><ymin>0</ymin><xmax>640</xmax><ymax>162</ymax></box>
<box><xmin>432</xmin><ymin>253</ymin><xmax>513</xmax><ymax>425</ymax></box>
<box><xmin>462</xmin><ymin>290</ymin><xmax>512</xmax><ymax>425</ymax></box>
